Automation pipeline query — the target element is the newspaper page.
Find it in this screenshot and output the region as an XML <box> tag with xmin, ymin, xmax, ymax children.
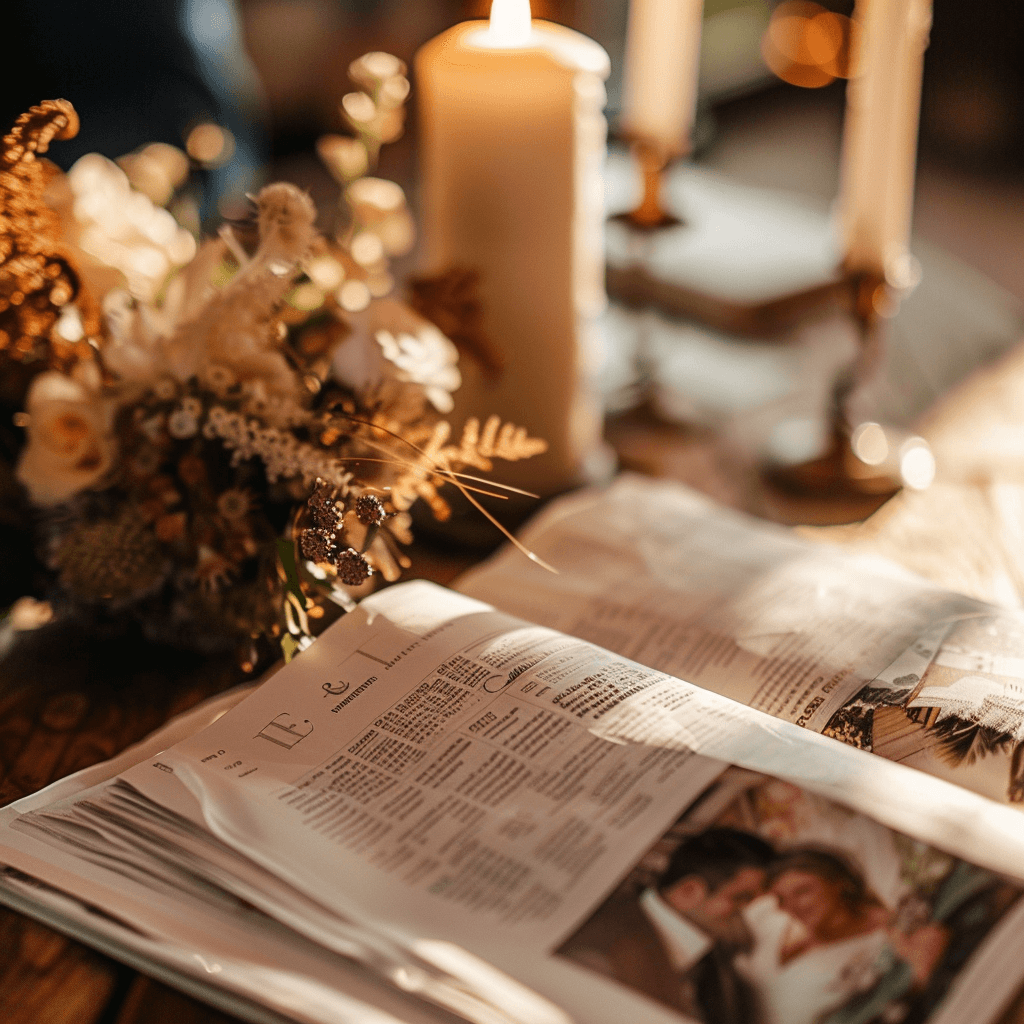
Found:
<box><xmin>5</xmin><ymin>581</ymin><xmax>1024</xmax><ymax>1024</ymax></box>
<box><xmin>0</xmin><ymin>685</ymin><xmax>461</xmax><ymax>1024</ymax></box>
<box><xmin>458</xmin><ymin>475</ymin><xmax>1024</xmax><ymax>807</ymax></box>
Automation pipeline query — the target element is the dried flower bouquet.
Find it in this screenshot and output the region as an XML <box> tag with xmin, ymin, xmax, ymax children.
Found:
<box><xmin>0</xmin><ymin>65</ymin><xmax>545</xmax><ymax>668</ymax></box>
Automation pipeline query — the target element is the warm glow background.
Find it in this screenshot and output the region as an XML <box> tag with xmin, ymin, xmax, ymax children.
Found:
<box><xmin>5</xmin><ymin>0</ymin><xmax>1024</xmax><ymax>300</ymax></box>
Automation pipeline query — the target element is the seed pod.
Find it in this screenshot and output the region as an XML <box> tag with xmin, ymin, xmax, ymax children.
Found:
<box><xmin>335</xmin><ymin>547</ymin><xmax>373</xmax><ymax>586</ymax></box>
<box><xmin>311</xmin><ymin>500</ymin><xmax>343</xmax><ymax>532</ymax></box>
<box><xmin>354</xmin><ymin>493</ymin><xmax>387</xmax><ymax>527</ymax></box>
<box><xmin>300</xmin><ymin>528</ymin><xmax>336</xmax><ymax>565</ymax></box>
<box><xmin>308</xmin><ymin>478</ymin><xmax>333</xmax><ymax>511</ymax></box>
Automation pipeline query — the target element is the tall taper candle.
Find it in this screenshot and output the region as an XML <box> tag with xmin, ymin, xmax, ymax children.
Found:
<box><xmin>415</xmin><ymin>0</ymin><xmax>611</xmax><ymax>496</ymax></box>
<box><xmin>839</xmin><ymin>0</ymin><xmax>932</xmax><ymax>283</ymax></box>
<box><xmin>621</xmin><ymin>0</ymin><xmax>705</xmax><ymax>157</ymax></box>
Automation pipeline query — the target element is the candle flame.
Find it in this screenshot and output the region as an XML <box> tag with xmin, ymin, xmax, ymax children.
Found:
<box><xmin>487</xmin><ymin>0</ymin><xmax>532</xmax><ymax>47</ymax></box>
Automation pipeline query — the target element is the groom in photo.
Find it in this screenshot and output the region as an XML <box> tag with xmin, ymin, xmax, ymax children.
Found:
<box><xmin>561</xmin><ymin>827</ymin><xmax>776</xmax><ymax>1024</ymax></box>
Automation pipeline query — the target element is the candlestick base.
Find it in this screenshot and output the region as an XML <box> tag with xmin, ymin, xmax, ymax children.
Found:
<box><xmin>764</xmin><ymin>424</ymin><xmax>902</xmax><ymax>501</ymax></box>
<box><xmin>602</xmin><ymin>150</ymin><xmax>1024</xmax><ymax>497</ymax></box>
<box><xmin>611</xmin><ymin>141</ymin><xmax>682</xmax><ymax>231</ymax></box>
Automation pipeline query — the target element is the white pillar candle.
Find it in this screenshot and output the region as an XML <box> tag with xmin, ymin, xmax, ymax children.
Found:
<box><xmin>839</xmin><ymin>0</ymin><xmax>932</xmax><ymax>283</ymax></box>
<box><xmin>621</xmin><ymin>0</ymin><xmax>705</xmax><ymax>157</ymax></box>
<box><xmin>415</xmin><ymin>1</ymin><xmax>611</xmax><ymax>496</ymax></box>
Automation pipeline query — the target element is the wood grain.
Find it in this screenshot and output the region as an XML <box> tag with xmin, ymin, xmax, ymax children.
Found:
<box><xmin>0</xmin><ymin>617</ymin><xmax>249</xmax><ymax>1024</ymax></box>
<box><xmin>115</xmin><ymin>976</ymin><xmax>241</xmax><ymax>1024</ymax></box>
<box><xmin>0</xmin><ymin>913</ymin><xmax>121</xmax><ymax>1024</ymax></box>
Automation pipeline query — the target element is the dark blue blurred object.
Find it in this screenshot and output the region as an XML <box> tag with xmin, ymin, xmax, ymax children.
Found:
<box><xmin>4</xmin><ymin>0</ymin><xmax>266</xmax><ymax>215</ymax></box>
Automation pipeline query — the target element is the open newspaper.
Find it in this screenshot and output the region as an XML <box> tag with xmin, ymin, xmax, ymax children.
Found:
<box><xmin>461</xmin><ymin>474</ymin><xmax>1024</xmax><ymax>808</ymax></box>
<box><xmin>4</xmin><ymin>478</ymin><xmax>1024</xmax><ymax>1024</ymax></box>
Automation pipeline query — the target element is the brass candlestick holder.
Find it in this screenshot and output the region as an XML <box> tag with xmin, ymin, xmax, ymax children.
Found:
<box><xmin>615</xmin><ymin>140</ymin><xmax>682</xmax><ymax>231</ymax></box>
<box><xmin>769</xmin><ymin>265</ymin><xmax>935</xmax><ymax>499</ymax></box>
<box><xmin>603</xmin><ymin>147</ymin><xmax>934</xmax><ymax>501</ymax></box>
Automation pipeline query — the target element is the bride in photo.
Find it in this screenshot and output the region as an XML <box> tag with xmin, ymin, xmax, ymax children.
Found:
<box><xmin>740</xmin><ymin>848</ymin><xmax>893</xmax><ymax>1024</ymax></box>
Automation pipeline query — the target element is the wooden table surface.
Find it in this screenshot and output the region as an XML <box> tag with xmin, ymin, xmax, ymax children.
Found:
<box><xmin>0</xmin><ymin>625</ymin><xmax>245</xmax><ymax>1024</ymax></box>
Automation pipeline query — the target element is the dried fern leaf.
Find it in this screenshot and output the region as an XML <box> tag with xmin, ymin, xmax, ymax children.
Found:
<box><xmin>451</xmin><ymin>415</ymin><xmax>547</xmax><ymax>466</ymax></box>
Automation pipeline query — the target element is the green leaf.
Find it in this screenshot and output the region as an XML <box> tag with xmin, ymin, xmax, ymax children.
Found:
<box><xmin>281</xmin><ymin>633</ymin><xmax>301</xmax><ymax>664</ymax></box>
<box><xmin>276</xmin><ymin>538</ymin><xmax>306</xmax><ymax>608</ymax></box>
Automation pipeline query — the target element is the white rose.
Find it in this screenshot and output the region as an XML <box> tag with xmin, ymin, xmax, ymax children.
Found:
<box><xmin>15</xmin><ymin>371</ymin><xmax>117</xmax><ymax>506</ymax></box>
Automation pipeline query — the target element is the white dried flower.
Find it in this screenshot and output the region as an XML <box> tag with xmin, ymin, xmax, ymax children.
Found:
<box><xmin>202</xmin><ymin>410</ymin><xmax>352</xmax><ymax>490</ymax></box>
<box><xmin>101</xmin><ymin>289</ymin><xmax>162</xmax><ymax>385</ymax></box>
<box><xmin>345</xmin><ymin>177</ymin><xmax>414</xmax><ymax>256</ymax></box>
<box><xmin>62</xmin><ymin>153</ymin><xmax>196</xmax><ymax>302</ymax></box>
<box><xmin>203</xmin><ymin>364</ymin><xmax>236</xmax><ymax>396</ymax></box>
<box><xmin>333</xmin><ymin>297</ymin><xmax>460</xmax><ymax>412</ymax></box>
<box><xmin>153</xmin><ymin>377</ymin><xmax>178</xmax><ymax>401</ymax></box>
<box><xmin>218</xmin><ymin>488</ymin><xmax>251</xmax><ymax>520</ymax></box>
<box><xmin>168</xmin><ymin>408</ymin><xmax>199</xmax><ymax>438</ymax></box>
<box><xmin>375</xmin><ymin>326</ymin><xmax>461</xmax><ymax>413</ymax></box>
<box><xmin>140</xmin><ymin>414</ymin><xmax>166</xmax><ymax>442</ymax></box>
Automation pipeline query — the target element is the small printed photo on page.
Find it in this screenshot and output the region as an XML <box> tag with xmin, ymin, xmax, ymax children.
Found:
<box><xmin>823</xmin><ymin>613</ymin><xmax>1024</xmax><ymax>806</ymax></box>
<box><xmin>556</xmin><ymin>767</ymin><xmax>1023</xmax><ymax>1024</ymax></box>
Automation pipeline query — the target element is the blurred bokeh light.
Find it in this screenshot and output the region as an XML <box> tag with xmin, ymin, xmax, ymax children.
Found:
<box><xmin>761</xmin><ymin>1</ymin><xmax>856</xmax><ymax>89</ymax></box>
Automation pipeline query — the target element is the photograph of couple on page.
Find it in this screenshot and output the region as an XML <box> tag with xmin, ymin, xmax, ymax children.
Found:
<box><xmin>559</xmin><ymin>768</ymin><xmax>1021</xmax><ymax>1024</ymax></box>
